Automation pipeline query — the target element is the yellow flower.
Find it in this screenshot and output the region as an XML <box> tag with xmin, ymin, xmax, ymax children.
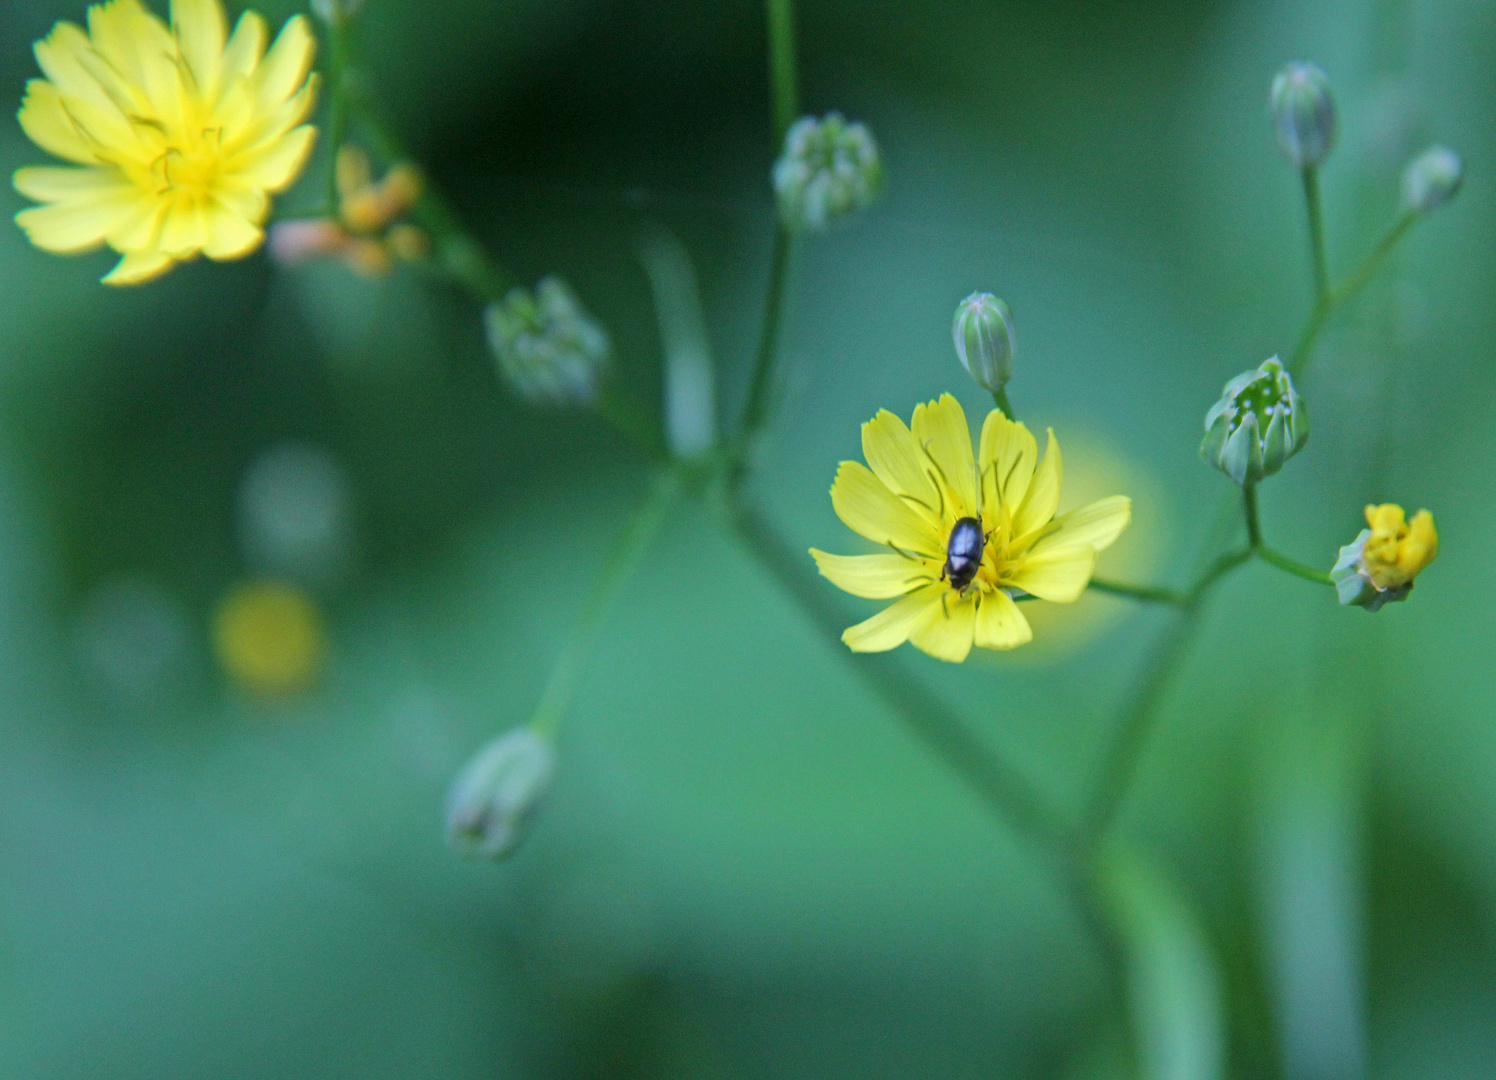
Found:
<box><xmin>1361</xmin><ymin>504</ymin><xmax>1438</xmax><ymax>590</ymax></box>
<box><xmin>1331</xmin><ymin>503</ymin><xmax>1438</xmax><ymax>611</ymax></box>
<box><xmin>811</xmin><ymin>394</ymin><xmax>1132</xmax><ymax>662</ymax></box>
<box><xmin>13</xmin><ymin>0</ymin><xmax>318</xmax><ymax>285</ymax></box>
<box><xmin>212</xmin><ymin>579</ymin><xmax>326</xmax><ymax>696</ymax></box>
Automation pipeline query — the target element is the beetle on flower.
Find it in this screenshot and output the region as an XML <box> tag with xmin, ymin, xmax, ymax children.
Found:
<box><xmin>811</xmin><ymin>394</ymin><xmax>1131</xmax><ymax>662</ymax></box>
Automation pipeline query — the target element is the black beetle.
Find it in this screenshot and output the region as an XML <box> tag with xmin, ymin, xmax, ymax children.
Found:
<box><xmin>943</xmin><ymin>516</ymin><xmax>986</xmax><ymax>592</ymax></box>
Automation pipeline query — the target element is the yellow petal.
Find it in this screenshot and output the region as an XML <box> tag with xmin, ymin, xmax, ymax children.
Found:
<box><xmin>220</xmin><ymin>10</ymin><xmax>267</xmax><ymax>85</ymax></box>
<box><xmin>34</xmin><ymin>24</ymin><xmax>145</xmax><ymax>144</ymax></box>
<box><xmin>86</xmin><ymin>0</ymin><xmax>176</xmax><ymax>118</ymax></box>
<box><xmin>16</xmin><ymin>192</ymin><xmax>136</xmax><ymax>253</ymax></box>
<box><xmin>810</xmin><ymin>549</ymin><xmax>937</xmax><ymax>599</ymax></box>
<box><xmin>974</xmin><ymin>589</ymin><xmax>1033</xmax><ymax>650</ymax></box>
<box><xmin>1007</xmin><ymin>544</ymin><xmax>1095</xmax><ymax>603</ymax></box>
<box><xmin>231</xmin><ymin>124</ymin><xmax>316</xmax><ymax>192</ymax></box>
<box><xmin>202</xmin><ymin>194</ymin><xmax>263</xmax><ymax>259</ymax></box>
<box><xmin>979</xmin><ymin>408</ymin><xmax>1038</xmax><ymax>517</ymax></box>
<box><xmin>907</xmin><ymin>590</ymin><xmax>977</xmax><ymax>663</ymax></box>
<box><xmin>158</xmin><ymin>197</ymin><xmax>208</xmax><ymax>256</ymax></box>
<box><xmin>18</xmin><ymin>80</ymin><xmax>99</xmax><ymax>164</ymax></box>
<box><xmin>252</xmin><ymin>15</ymin><xmax>315</xmax><ymax>112</ymax></box>
<box><xmin>171</xmin><ymin>0</ymin><xmax>228</xmax><ymax>98</ymax></box>
<box><xmin>103</xmin><ymin>247</ymin><xmax>175</xmax><ymax>285</ymax></box>
<box><xmin>13</xmin><ymin>165</ymin><xmax>122</xmax><ymax>202</ymax></box>
<box><xmin>829</xmin><ymin>460</ymin><xmax>943</xmax><ymax>557</ymax></box>
<box><xmin>842</xmin><ymin>583</ymin><xmax>944</xmax><ymax>653</ymax></box>
<box><xmin>912</xmin><ymin>394</ymin><xmax>978</xmax><ymax>518</ymax></box>
<box><xmin>1011</xmin><ymin>428</ymin><xmax>1062</xmax><ymax>539</ymax></box>
<box><xmin>1028</xmin><ymin>495</ymin><xmax>1132</xmax><ymax>556</ymax></box>
<box><xmin>861</xmin><ymin>409</ymin><xmax>941</xmax><ymax>521</ymax></box>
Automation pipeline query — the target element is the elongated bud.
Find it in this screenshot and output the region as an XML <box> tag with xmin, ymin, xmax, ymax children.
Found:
<box><xmin>1402</xmin><ymin>145</ymin><xmax>1464</xmax><ymax>214</ymax></box>
<box><xmin>952</xmin><ymin>293</ymin><xmax>1015</xmax><ymax>393</ymax></box>
<box><xmin>446</xmin><ymin>726</ymin><xmax>557</xmax><ymax>860</ymax></box>
<box><xmin>485</xmin><ymin>276</ymin><xmax>612</xmax><ymax>407</ymax></box>
<box><xmin>1201</xmin><ymin>357</ymin><xmax>1309</xmax><ymax>486</ymax></box>
<box><xmin>311</xmin><ymin>0</ymin><xmax>365</xmax><ymax>25</ymax></box>
<box><xmin>1270</xmin><ymin>62</ymin><xmax>1337</xmax><ymax>170</ymax></box>
<box><xmin>772</xmin><ymin>112</ymin><xmax>882</xmax><ymax>233</ymax></box>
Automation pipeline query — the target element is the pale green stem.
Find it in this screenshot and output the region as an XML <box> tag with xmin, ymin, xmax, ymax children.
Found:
<box><xmin>1244</xmin><ymin>483</ymin><xmax>1335</xmax><ymax>587</ymax></box>
<box><xmin>530</xmin><ymin>467</ymin><xmax>684</xmax><ymax>737</ymax></box>
<box><xmin>1088</xmin><ymin>578</ymin><xmax>1188</xmax><ymax>607</ymax></box>
<box><xmin>1302</xmin><ymin>166</ymin><xmax>1331</xmax><ymax>307</ymax></box>
<box><xmin>766</xmin><ymin>0</ymin><xmax>800</xmax><ymax>144</ymax></box>
<box><xmin>990</xmin><ymin>386</ymin><xmax>1015</xmax><ymax>422</ymax></box>
<box><xmin>733</xmin><ymin>225</ymin><xmax>794</xmax><ymax>462</ymax></box>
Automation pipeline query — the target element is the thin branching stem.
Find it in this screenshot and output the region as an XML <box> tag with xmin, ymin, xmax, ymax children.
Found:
<box><xmin>1088</xmin><ymin>578</ymin><xmax>1189</xmax><ymax>607</ymax></box>
<box><xmin>1244</xmin><ymin>483</ymin><xmax>1335</xmax><ymax>586</ymax></box>
<box><xmin>734</xmin><ymin>224</ymin><xmax>794</xmax><ymax>461</ymax></box>
<box><xmin>1302</xmin><ymin>166</ymin><xmax>1331</xmax><ymax>307</ymax></box>
<box><xmin>324</xmin><ymin>17</ymin><xmax>353</xmax><ymax>214</ymax></box>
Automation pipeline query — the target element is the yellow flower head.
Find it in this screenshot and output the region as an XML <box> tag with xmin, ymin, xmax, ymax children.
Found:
<box><xmin>1361</xmin><ymin>503</ymin><xmax>1438</xmax><ymax>590</ymax></box>
<box><xmin>212</xmin><ymin>579</ymin><xmax>326</xmax><ymax>696</ymax></box>
<box><xmin>14</xmin><ymin>0</ymin><xmax>318</xmax><ymax>285</ymax></box>
<box><xmin>810</xmin><ymin>394</ymin><xmax>1132</xmax><ymax>662</ymax></box>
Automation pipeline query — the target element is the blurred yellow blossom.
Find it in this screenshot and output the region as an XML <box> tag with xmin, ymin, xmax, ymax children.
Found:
<box><xmin>1331</xmin><ymin>503</ymin><xmax>1438</xmax><ymax>611</ymax></box>
<box><xmin>13</xmin><ymin>0</ymin><xmax>318</xmax><ymax>285</ymax></box>
<box><xmin>212</xmin><ymin>580</ymin><xmax>326</xmax><ymax>696</ymax></box>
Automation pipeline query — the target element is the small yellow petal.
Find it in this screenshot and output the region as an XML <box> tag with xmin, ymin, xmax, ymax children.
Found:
<box><xmin>13</xmin><ymin>165</ymin><xmax>122</xmax><ymax>202</ymax></box>
<box><xmin>1011</xmin><ymin>428</ymin><xmax>1062</xmax><ymax>539</ymax></box>
<box><xmin>171</xmin><ymin>0</ymin><xmax>228</xmax><ymax>97</ymax></box>
<box><xmin>912</xmin><ymin>394</ymin><xmax>978</xmax><ymax>518</ymax></box>
<box><xmin>202</xmin><ymin>195</ymin><xmax>263</xmax><ymax>259</ymax></box>
<box><xmin>842</xmin><ymin>583</ymin><xmax>944</xmax><ymax>653</ymax></box>
<box><xmin>861</xmin><ymin>409</ymin><xmax>941</xmax><ymax>521</ymax></box>
<box><xmin>16</xmin><ymin>193</ymin><xmax>134</xmax><ymax>253</ymax></box>
<box><xmin>810</xmin><ymin>549</ymin><xmax>937</xmax><ymax>599</ymax></box>
<box><xmin>974</xmin><ymin>589</ymin><xmax>1033</xmax><ymax>650</ymax></box>
<box><xmin>907</xmin><ymin>590</ymin><xmax>977</xmax><ymax>663</ymax></box>
<box><xmin>251</xmin><ymin>14</ymin><xmax>315</xmax><ymax>112</ymax></box>
<box><xmin>231</xmin><ymin>123</ymin><xmax>316</xmax><ymax>193</ymax></box>
<box><xmin>830</xmin><ymin>460</ymin><xmax>943</xmax><ymax>557</ymax></box>
<box><xmin>979</xmin><ymin>408</ymin><xmax>1038</xmax><ymax>516</ymax></box>
<box><xmin>17</xmin><ymin>81</ymin><xmax>99</xmax><ymax>164</ymax></box>
<box><xmin>1027</xmin><ymin>495</ymin><xmax>1132</xmax><ymax>556</ymax></box>
<box><xmin>1007</xmin><ymin>544</ymin><xmax>1095</xmax><ymax>603</ymax></box>
<box><xmin>103</xmin><ymin>247</ymin><xmax>174</xmax><ymax>285</ymax></box>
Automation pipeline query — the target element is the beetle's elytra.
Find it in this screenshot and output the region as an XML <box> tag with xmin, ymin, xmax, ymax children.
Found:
<box><xmin>943</xmin><ymin>516</ymin><xmax>985</xmax><ymax>592</ymax></box>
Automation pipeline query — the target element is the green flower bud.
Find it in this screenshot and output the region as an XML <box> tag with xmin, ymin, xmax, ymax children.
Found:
<box><xmin>1402</xmin><ymin>144</ymin><xmax>1464</xmax><ymax>214</ymax></box>
<box><xmin>1330</xmin><ymin>529</ymin><xmax>1409</xmax><ymax>610</ymax></box>
<box><xmin>446</xmin><ymin>726</ymin><xmax>557</xmax><ymax>860</ymax></box>
<box><xmin>485</xmin><ymin>276</ymin><xmax>611</xmax><ymax>407</ymax></box>
<box><xmin>1201</xmin><ymin>357</ymin><xmax>1309</xmax><ymax>486</ymax></box>
<box><xmin>1270</xmin><ymin>62</ymin><xmax>1337</xmax><ymax>170</ymax></box>
<box><xmin>772</xmin><ymin>112</ymin><xmax>882</xmax><ymax>233</ymax></box>
<box><xmin>310</xmin><ymin>0</ymin><xmax>365</xmax><ymax>25</ymax></box>
<box><xmin>952</xmin><ymin>293</ymin><xmax>1015</xmax><ymax>393</ymax></box>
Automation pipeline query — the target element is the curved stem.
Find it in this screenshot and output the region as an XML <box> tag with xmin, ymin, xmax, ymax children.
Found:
<box><xmin>530</xmin><ymin>466</ymin><xmax>684</xmax><ymax>735</ymax></box>
<box><xmin>1245</xmin><ymin>482</ymin><xmax>1334</xmax><ymax>586</ymax></box>
<box><xmin>1088</xmin><ymin>577</ymin><xmax>1188</xmax><ymax>607</ymax></box>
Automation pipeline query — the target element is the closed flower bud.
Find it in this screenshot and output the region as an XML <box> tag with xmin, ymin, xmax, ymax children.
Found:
<box><xmin>485</xmin><ymin>277</ymin><xmax>612</xmax><ymax>407</ymax></box>
<box><xmin>772</xmin><ymin>112</ymin><xmax>882</xmax><ymax>233</ymax></box>
<box><xmin>311</xmin><ymin>0</ymin><xmax>365</xmax><ymax>25</ymax></box>
<box><xmin>1270</xmin><ymin>62</ymin><xmax>1337</xmax><ymax>170</ymax></box>
<box><xmin>952</xmin><ymin>293</ymin><xmax>1015</xmax><ymax>393</ymax></box>
<box><xmin>1330</xmin><ymin>503</ymin><xmax>1437</xmax><ymax>611</ymax></box>
<box><xmin>1201</xmin><ymin>357</ymin><xmax>1309</xmax><ymax>486</ymax></box>
<box><xmin>446</xmin><ymin>726</ymin><xmax>557</xmax><ymax>860</ymax></box>
<box><xmin>1402</xmin><ymin>145</ymin><xmax>1464</xmax><ymax>214</ymax></box>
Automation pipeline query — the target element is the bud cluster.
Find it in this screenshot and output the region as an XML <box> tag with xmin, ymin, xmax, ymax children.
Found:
<box><xmin>485</xmin><ymin>276</ymin><xmax>612</xmax><ymax>407</ymax></box>
<box><xmin>772</xmin><ymin>112</ymin><xmax>882</xmax><ymax>233</ymax></box>
<box><xmin>1201</xmin><ymin>357</ymin><xmax>1309</xmax><ymax>486</ymax></box>
<box><xmin>446</xmin><ymin>726</ymin><xmax>557</xmax><ymax>860</ymax></box>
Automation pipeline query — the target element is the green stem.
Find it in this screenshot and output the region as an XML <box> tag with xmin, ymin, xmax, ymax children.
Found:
<box><xmin>1245</xmin><ymin>482</ymin><xmax>1334</xmax><ymax>586</ymax></box>
<box><xmin>766</xmin><ymin>0</ymin><xmax>800</xmax><ymax>144</ymax></box>
<box><xmin>1087</xmin><ymin>578</ymin><xmax>1188</xmax><ymax>607</ymax></box>
<box><xmin>530</xmin><ymin>466</ymin><xmax>684</xmax><ymax>735</ymax></box>
<box><xmin>733</xmin><ymin>224</ymin><xmax>794</xmax><ymax>461</ymax></box>
<box><xmin>990</xmin><ymin>386</ymin><xmax>1015</xmax><ymax>422</ymax></box>
<box><xmin>1302</xmin><ymin>167</ymin><xmax>1331</xmax><ymax>307</ymax></box>
<box><xmin>324</xmin><ymin>18</ymin><xmax>353</xmax><ymax>214</ymax></box>
<box><xmin>1289</xmin><ymin>210</ymin><xmax>1418</xmax><ymax>378</ymax></box>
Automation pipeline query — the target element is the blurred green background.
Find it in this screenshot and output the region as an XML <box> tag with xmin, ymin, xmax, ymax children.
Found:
<box><xmin>0</xmin><ymin>0</ymin><xmax>1492</xmax><ymax>1076</ymax></box>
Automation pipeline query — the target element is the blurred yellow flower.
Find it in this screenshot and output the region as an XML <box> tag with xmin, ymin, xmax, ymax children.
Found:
<box><xmin>811</xmin><ymin>394</ymin><xmax>1132</xmax><ymax>662</ymax></box>
<box><xmin>212</xmin><ymin>580</ymin><xmax>326</xmax><ymax>696</ymax></box>
<box><xmin>13</xmin><ymin>0</ymin><xmax>318</xmax><ymax>285</ymax></box>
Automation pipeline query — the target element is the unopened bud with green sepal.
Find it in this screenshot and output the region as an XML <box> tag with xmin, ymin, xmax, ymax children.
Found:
<box><xmin>1402</xmin><ymin>145</ymin><xmax>1464</xmax><ymax>214</ymax></box>
<box><xmin>952</xmin><ymin>293</ymin><xmax>1015</xmax><ymax>394</ymax></box>
<box><xmin>1270</xmin><ymin>62</ymin><xmax>1337</xmax><ymax>170</ymax></box>
<box><xmin>1201</xmin><ymin>357</ymin><xmax>1309</xmax><ymax>486</ymax></box>
<box><xmin>772</xmin><ymin>112</ymin><xmax>882</xmax><ymax>233</ymax></box>
<box><xmin>485</xmin><ymin>276</ymin><xmax>612</xmax><ymax>407</ymax></box>
<box><xmin>446</xmin><ymin>726</ymin><xmax>557</xmax><ymax>860</ymax></box>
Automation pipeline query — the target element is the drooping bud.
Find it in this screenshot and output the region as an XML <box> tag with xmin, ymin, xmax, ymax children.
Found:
<box><xmin>446</xmin><ymin>726</ymin><xmax>557</xmax><ymax>860</ymax></box>
<box><xmin>311</xmin><ymin>0</ymin><xmax>365</xmax><ymax>26</ymax></box>
<box><xmin>485</xmin><ymin>277</ymin><xmax>612</xmax><ymax>407</ymax></box>
<box><xmin>1402</xmin><ymin>145</ymin><xmax>1464</xmax><ymax>214</ymax></box>
<box><xmin>952</xmin><ymin>293</ymin><xmax>1015</xmax><ymax>393</ymax></box>
<box><xmin>772</xmin><ymin>112</ymin><xmax>882</xmax><ymax>233</ymax></box>
<box><xmin>1330</xmin><ymin>504</ymin><xmax>1438</xmax><ymax>611</ymax></box>
<box><xmin>1201</xmin><ymin>357</ymin><xmax>1309</xmax><ymax>486</ymax></box>
<box><xmin>1270</xmin><ymin>62</ymin><xmax>1338</xmax><ymax>170</ymax></box>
